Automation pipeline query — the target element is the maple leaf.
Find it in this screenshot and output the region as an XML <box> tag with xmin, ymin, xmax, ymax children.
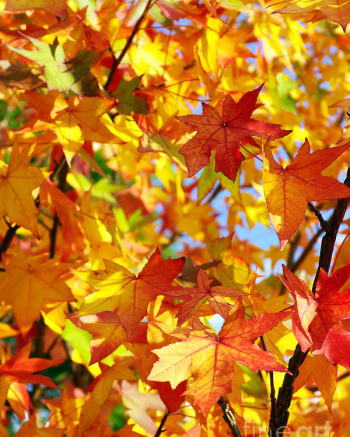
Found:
<box><xmin>165</xmin><ymin>269</ymin><xmax>249</xmax><ymax>325</ymax></box>
<box><xmin>148</xmin><ymin>298</ymin><xmax>289</xmax><ymax>416</ymax></box>
<box><xmin>8</xmin><ymin>36</ymin><xmax>77</xmax><ymax>92</ymax></box>
<box><xmin>0</xmin><ymin>246</ymin><xmax>75</xmax><ymax>335</ymax></box>
<box><xmin>15</xmin><ymin>414</ymin><xmax>64</xmax><ymax>437</ymax></box>
<box><xmin>0</xmin><ymin>342</ymin><xmax>62</xmax><ymax>413</ymax></box>
<box><xmin>78</xmin><ymin>359</ymin><xmax>137</xmax><ymax>437</ymax></box>
<box><xmin>0</xmin><ymin>143</ymin><xmax>45</xmax><ymax>237</ymax></box>
<box><xmin>65</xmin><ymin>48</ymin><xmax>101</xmax><ymax>96</ymax></box>
<box><xmin>120</xmin><ymin>380</ymin><xmax>166</xmax><ymax>436</ymax></box>
<box><xmin>294</xmin><ymin>354</ymin><xmax>337</xmax><ymax>412</ymax></box>
<box><xmin>112</xmin><ymin>76</ymin><xmax>149</xmax><ymax>115</ymax></box>
<box><xmin>273</xmin><ymin>0</ymin><xmax>350</xmax><ymax>31</ymax></box>
<box><xmin>176</xmin><ymin>85</ymin><xmax>290</xmax><ymax>181</ymax></box>
<box><xmin>279</xmin><ymin>263</ymin><xmax>350</xmax><ymax>370</ymax></box>
<box><xmin>72</xmin><ymin>249</ymin><xmax>185</xmax><ymax>337</ymax></box>
<box><xmin>20</xmin><ymin>91</ymin><xmax>119</xmax><ymax>164</ymax></box>
<box><xmin>263</xmin><ymin>139</ymin><xmax>350</xmax><ymax>249</ymax></box>
<box><xmin>5</xmin><ymin>0</ymin><xmax>66</xmax><ymax>17</ymax></box>
<box><xmin>69</xmin><ymin>313</ymin><xmax>147</xmax><ymax>364</ymax></box>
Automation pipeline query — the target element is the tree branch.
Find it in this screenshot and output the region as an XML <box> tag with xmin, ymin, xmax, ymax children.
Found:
<box><xmin>269</xmin><ymin>168</ymin><xmax>350</xmax><ymax>436</ymax></box>
<box><xmin>104</xmin><ymin>0</ymin><xmax>154</xmax><ymax>91</ymax></box>
<box><xmin>218</xmin><ymin>396</ymin><xmax>242</xmax><ymax>437</ymax></box>
<box><xmin>0</xmin><ymin>223</ymin><xmax>19</xmax><ymax>259</ymax></box>
<box><xmin>49</xmin><ymin>159</ymin><xmax>68</xmax><ymax>259</ymax></box>
<box><xmin>308</xmin><ymin>202</ymin><xmax>331</xmax><ymax>233</ymax></box>
<box><xmin>154</xmin><ymin>411</ymin><xmax>170</xmax><ymax>437</ymax></box>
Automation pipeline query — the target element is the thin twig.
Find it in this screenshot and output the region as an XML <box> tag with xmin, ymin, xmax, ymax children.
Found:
<box><xmin>104</xmin><ymin>0</ymin><xmax>154</xmax><ymax>91</ymax></box>
<box><xmin>308</xmin><ymin>202</ymin><xmax>331</xmax><ymax>233</ymax></box>
<box><xmin>260</xmin><ymin>335</ymin><xmax>276</xmax><ymax>429</ymax></box>
<box><xmin>218</xmin><ymin>396</ymin><xmax>242</xmax><ymax>437</ymax></box>
<box><xmin>154</xmin><ymin>411</ymin><xmax>170</xmax><ymax>437</ymax></box>
<box><xmin>49</xmin><ymin>160</ymin><xmax>68</xmax><ymax>259</ymax></box>
<box><xmin>0</xmin><ymin>224</ymin><xmax>19</xmax><ymax>259</ymax></box>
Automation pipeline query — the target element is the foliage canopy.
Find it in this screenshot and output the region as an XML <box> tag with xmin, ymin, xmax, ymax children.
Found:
<box><xmin>1</xmin><ymin>0</ymin><xmax>350</xmax><ymax>436</ymax></box>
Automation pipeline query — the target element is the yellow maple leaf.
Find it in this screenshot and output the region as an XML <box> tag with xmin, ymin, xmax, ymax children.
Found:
<box><xmin>0</xmin><ymin>246</ymin><xmax>75</xmax><ymax>335</ymax></box>
<box><xmin>0</xmin><ymin>144</ymin><xmax>45</xmax><ymax>237</ymax></box>
<box><xmin>20</xmin><ymin>91</ymin><xmax>121</xmax><ymax>164</ymax></box>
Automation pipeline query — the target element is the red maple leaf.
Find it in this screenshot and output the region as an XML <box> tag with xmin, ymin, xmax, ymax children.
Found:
<box><xmin>176</xmin><ymin>85</ymin><xmax>291</xmax><ymax>181</ymax></box>
<box><xmin>148</xmin><ymin>297</ymin><xmax>289</xmax><ymax>416</ymax></box>
<box><xmin>279</xmin><ymin>263</ymin><xmax>350</xmax><ymax>369</ymax></box>
<box><xmin>165</xmin><ymin>269</ymin><xmax>248</xmax><ymax>325</ymax></box>
<box><xmin>0</xmin><ymin>342</ymin><xmax>62</xmax><ymax>412</ymax></box>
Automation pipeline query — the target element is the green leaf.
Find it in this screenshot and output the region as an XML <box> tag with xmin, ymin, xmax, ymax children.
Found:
<box><xmin>8</xmin><ymin>35</ymin><xmax>78</xmax><ymax>92</ymax></box>
<box><xmin>65</xmin><ymin>48</ymin><xmax>101</xmax><ymax>96</ymax></box>
<box><xmin>113</xmin><ymin>76</ymin><xmax>149</xmax><ymax>115</ymax></box>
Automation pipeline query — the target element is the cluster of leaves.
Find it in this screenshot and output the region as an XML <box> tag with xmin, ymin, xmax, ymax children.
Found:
<box><xmin>1</xmin><ymin>0</ymin><xmax>350</xmax><ymax>436</ymax></box>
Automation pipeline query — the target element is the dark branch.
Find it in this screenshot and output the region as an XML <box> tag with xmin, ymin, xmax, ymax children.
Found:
<box><xmin>0</xmin><ymin>223</ymin><xmax>19</xmax><ymax>259</ymax></box>
<box><xmin>49</xmin><ymin>160</ymin><xmax>68</xmax><ymax>259</ymax></box>
<box><xmin>308</xmin><ymin>202</ymin><xmax>331</xmax><ymax>234</ymax></box>
<box><xmin>270</xmin><ymin>168</ymin><xmax>350</xmax><ymax>436</ymax></box>
<box><xmin>218</xmin><ymin>396</ymin><xmax>242</xmax><ymax>437</ymax></box>
<box><xmin>104</xmin><ymin>0</ymin><xmax>153</xmax><ymax>91</ymax></box>
<box><xmin>154</xmin><ymin>411</ymin><xmax>170</xmax><ymax>437</ymax></box>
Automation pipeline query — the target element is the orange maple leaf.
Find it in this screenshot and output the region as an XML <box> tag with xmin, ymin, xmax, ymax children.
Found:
<box><xmin>5</xmin><ymin>0</ymin><xmax>67</xmax><ymax>18</ymax></box>
<box><xmin>263</xmin><ymin>139</ymin><xmax>350</xmax><ymax>249</ymax></box>
<box><xmin>0</xmin><ymin>143</ymin><xmax>45</xmax><ymax>237</ymax></box>
<box><xmin>176</xmin><ymin>85</ymin><xmax>291</xmax><ymax>181</ymax></box>
<box><xmin>72</xmin><ymin>249</ymin><xmax>185</xmax><ymax>338</ymax></box>
<box><xmin>148</xmin><ymin>298</ymin><xmax>289</xmax><ymax>416</ymax></box>
<box><xmin>165</xmin><ymin>269</ymin><xmax>248</xmax><ymax>325</ymax></box>
<box><xmin>0</xmin><ymin>246</ymin><xmax>75</xmax><ymax>335</ymax></box>
<box><xmin>279</xmin><ymin>263</ymin><xmax>350</xmax><ymax>370</ymax></box>
<box><xmin>0</xmin><ymin>342</ymin><xmax>62</xmax><ymax>413</ymax></box>
<box><xmin>273</xmin><ymin>0</ymin><xmax>350</xmax><ymax>32</ymax></box>
<box><xmin>14</xmin><ymin>413</ymin><xmax>65</xmax><ymax>437</ymax></box>
<box><xmin>19</xmin><ymin>91</ymin><xmax>120</xmax><ymax>164</ymax></box>
<box><xmin>78</xmin><ymin>358</ymin><xmax>137</xmax><ymax>437</ymax></box>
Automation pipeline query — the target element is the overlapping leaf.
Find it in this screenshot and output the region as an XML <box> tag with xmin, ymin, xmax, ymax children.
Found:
<box><xmin>72</xmin><ymin>249</ymin><xmax>185</xmax><ymax>338</ymax></box>
<box><xmin>5</xmin><ymin>0</ymin><xmax>67</xmax><ymax>17</ymax></box>
<box><xmin>273</xmin><ymin>0</ymin><xmax>350</xmax><ymax>31</ymax></box>
<box><xmin>279</xmin><ymin>263</ymin><xmax>350</xmax><ymax>369</ymax></box>
<box><xmin>165</xmin><ymin>269</ymin><xmax>248</xmax><ymax>325</ymax></box>
<box><xmin>19</xmin><ymin>91</ymin><xmax>119</xmax><ymax>164</ymax></box>
<box><xmin>69</xmin><ymin>313</ymin><xmax>147</xmax><ymax>364</ymax></box>
<box><xmin>0</xmin><ymin>343</ymin><xmax>62</xmax><ymax>413</ymax></box>
<box><xmin>112</xmin><ymin>76</ymin><xmax>149</xmax><ymax>115</ymax></box>
<box><xmin>0</xmin><ymin>246</ymin><xmax>75</xmax><ymax>335</ymax></box>
<box><xmin>78</xmin><ymin>359</ymin><xmax>137</xmax><ymax>437</ymax></box>
<box><xmin>0</xmin><ymin>144</ymin><xmax>45</xmax><ymax>237</ymax></box>
<box><xmin>8</xmin><ymin>36</ymin><xmax>77</xmax><ymax>92</ymax></box>
<box><xmin>148</xmin><ymin>298</ymin><xmax>289</xmax><ymax>416</ymax></box>
<box><xmin>176</xmin><ymin>85</ymin><xmax>290</xmax><ymax>181</ymax></box>
<box><xmin>263</xmin><ymin>139</ymin><xmax>350</xmax><ymax>249</ymax></box>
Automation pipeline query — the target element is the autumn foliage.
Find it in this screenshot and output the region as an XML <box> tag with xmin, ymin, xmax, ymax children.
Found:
<box><xmin>2</xmin><ymin>0</ymin><xmax>350</xmax><ymax>436</ymax></box>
